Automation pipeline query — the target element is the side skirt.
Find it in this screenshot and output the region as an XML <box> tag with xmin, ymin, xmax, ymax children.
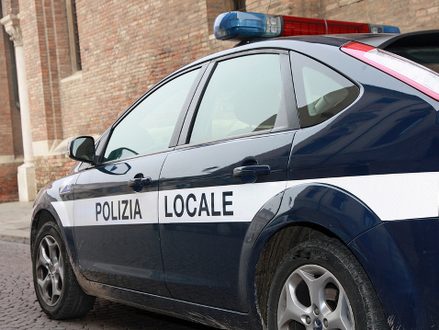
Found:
<box><xmin>78</xmin><ymin>277</ymin><xmax>259</xmax><ymax>330</ymax></box>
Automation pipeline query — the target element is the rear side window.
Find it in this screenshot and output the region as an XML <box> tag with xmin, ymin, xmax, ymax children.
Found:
<box><xmin>292</xmin><ymin>52</ymin><xmax>359</xmax><ymax>127</ymax></box>
<box><xmin>190</xmin><ymin>54</ymin><xmax>283</xmax><ymax>144</ymax></box>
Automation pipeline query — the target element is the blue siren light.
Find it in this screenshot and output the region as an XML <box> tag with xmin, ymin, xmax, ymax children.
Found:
<box><xmin>214</xmin><ymin>11</ymin><xmax>282</xmax><ymax>40</ymax></box>
<box><xmin>369</xmin><ymin>24</ymin><xmax>401</xmax><ymax>34</ymax></box>
<box><xmin>214</xmin><ymin>11</ymin><xmax>400</xmax><ymax>41</ymax></box>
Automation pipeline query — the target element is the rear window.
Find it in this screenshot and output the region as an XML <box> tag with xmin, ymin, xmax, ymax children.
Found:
<box><xmin>387</xmin><ymin>47</ymin><xmax>439</xmax><ymax>73</ymax></box>
<box><xmin>383</xmin><ymin>32</ymin><xmax>439</xmax><ymax>73</ymax></box>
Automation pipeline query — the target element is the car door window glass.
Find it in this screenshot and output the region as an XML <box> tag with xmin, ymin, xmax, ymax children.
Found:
<box><xmin>292</xmin><ymin>53</ymin><xmax>359</xmax><ymax>127</ymax></box>
<box><xmin>104</xmin><ymin>69</ymin><xmax>200</xmax><ymax>161</ymax></box>
<box><xmin>190</xmin><ymin>54</ymin><xmax>283</xmax><ymax>144</ymax></box>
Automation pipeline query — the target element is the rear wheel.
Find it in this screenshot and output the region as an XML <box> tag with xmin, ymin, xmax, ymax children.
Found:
<box><xmin>32</xmin><ymin>221</ymin><xmax>95</xmax><ymax>319</ymax></box>
<box><xmin>267</xmin><ymin>236</ymin><xmax>387</xmax><ymax>330</ymax></box>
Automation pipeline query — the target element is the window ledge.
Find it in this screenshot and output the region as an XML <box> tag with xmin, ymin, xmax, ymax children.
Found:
<box><xmin>60</xmin><ymin>71</ymin><xmax>82</xmax><ymax>83</ymax></box>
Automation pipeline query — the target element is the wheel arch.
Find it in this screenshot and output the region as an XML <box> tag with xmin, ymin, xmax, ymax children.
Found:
<box><xmin>31</xmin><ymin>208</ymin><xmax>58</xmax><ymax>248</ymax></box>
<box><xmin>31</xmin><ymin>195</ymin><xmax>98</xmax><ymax>298</ymax></box>
<box><xmin>238</xmin><ymin>183</ymin><xmax>383</xmax><ymax>325</ymax></box>
<box><xmin>254</xmin><ymin>223</ymin><xmax>337</xmax><ymax>326</ymax></box>
<box><xmin>31</xmin><ymin>191</ymin><xmax>79</xmax><ymax>278</ymax></box>
<box><xmin>31</xmin><ymin>190</ymin><xmax>68</xmax><ymax>249</ymax></box>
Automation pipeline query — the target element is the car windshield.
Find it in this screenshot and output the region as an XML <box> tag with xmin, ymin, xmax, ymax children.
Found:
<box><xmin>383</xmin><ymin>32</ymin><xmax>439</xmax><ymax>73</ymax></box>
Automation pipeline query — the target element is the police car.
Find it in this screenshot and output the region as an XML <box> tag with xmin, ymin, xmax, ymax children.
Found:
<box><xmin>31</xmin><ymin>11</ymin><xmax>439</xmax><ymax>330</ymax></box>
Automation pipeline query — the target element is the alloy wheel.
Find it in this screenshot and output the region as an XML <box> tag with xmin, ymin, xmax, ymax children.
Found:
<box><xmin>277</xmin><ymin>264</ymin><xmax>355</xmax><ymax>330</ymax></box>
<box><xmin>35</xmin><ymin>235</ymin><xmax>64</xmax><ymax>306</ymax></box>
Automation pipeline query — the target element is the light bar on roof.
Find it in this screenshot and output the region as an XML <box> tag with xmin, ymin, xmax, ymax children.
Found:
<box><xmin>214</xmin><ymin>11</ymin><xmax>400</xmax><ymax>40</ymax></box>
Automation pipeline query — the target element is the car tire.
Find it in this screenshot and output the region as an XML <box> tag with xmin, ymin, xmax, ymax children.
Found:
<box><xmin>267</xmin><ymin>235</ymin><xmax>387</xmax><ymax>330</ymax></box>
<box><xmin>32</xmin><ymin>220</ymin><xmax>95</xmax><ymax>319</ymax></box>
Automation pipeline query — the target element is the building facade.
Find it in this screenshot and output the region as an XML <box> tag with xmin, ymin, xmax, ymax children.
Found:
<box><xmin>0</xmin><ymin>0</ymin><xmax>438</xmax><ymax>202</ymax></box>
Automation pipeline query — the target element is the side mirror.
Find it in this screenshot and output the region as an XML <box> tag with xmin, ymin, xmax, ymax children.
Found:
<box><xmin>69</xmin><ymin>136</ymin><xmax>96</xmax><ymax>164</ymax></box>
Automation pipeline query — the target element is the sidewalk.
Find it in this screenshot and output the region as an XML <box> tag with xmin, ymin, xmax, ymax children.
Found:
<box><xmin>0</xmin><ymin>201</ymin><xmax>33</xmax><ymax>244</ymax></box>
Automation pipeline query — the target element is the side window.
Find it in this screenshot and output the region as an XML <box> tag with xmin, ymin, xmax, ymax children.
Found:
<box><xmin>104</xmin><ymin>69</ymin><xmax>200</xmax><ymax>161</ymax></box>
<box><xmin>292</xmin><ymin>52</ymin><xmax>359</xmax><ymax>127</ymax></box>
<box><xmin>190</xmin><ymin>54</ymin><xmax>284</xmax><ymax>145</ymax></box>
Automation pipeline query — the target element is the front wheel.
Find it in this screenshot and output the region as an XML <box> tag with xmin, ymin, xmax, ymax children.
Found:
<box><xmin>267</xmin><ymin>236</ymin><xmax>387</xmax><ymax>330</ymax></box>
<box><xmin>32</xmin><ymin>220</ymin><xmax>95</xmax><ymax>319</ymax></box>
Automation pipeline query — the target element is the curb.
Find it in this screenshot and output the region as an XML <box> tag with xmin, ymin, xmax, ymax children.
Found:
<box><xmin>0</xmin><ymin>234</ymin><xmax>29</xmax><ymax>245</ymax></box>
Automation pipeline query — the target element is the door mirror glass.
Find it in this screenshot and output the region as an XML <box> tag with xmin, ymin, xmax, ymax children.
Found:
<box><xmin>69</xmin><ymin>136</ymin><xmax>96</xmax><ymax>164</ymax></box>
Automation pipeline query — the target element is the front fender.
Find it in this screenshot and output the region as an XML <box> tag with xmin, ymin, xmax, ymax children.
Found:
<box><xmin>31</xmin><ymin>179</ymin><xmax>72</xmax><ymax>248</ymax></box>
<box><xmin>30</xmin><ymin>174</ymin><xmax>90</xmax><ymax>292</ymax></box>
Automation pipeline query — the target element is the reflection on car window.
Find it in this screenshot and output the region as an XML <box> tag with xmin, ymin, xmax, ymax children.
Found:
<box><xmin>190</xmin><ymin>54</ymin><xmax>283</xmax><ymax>144</ymax></box>
<box><xmin>104</xmin><ymin>69</ymin><xmax>200</xmax><ymax>162</ymax></box>
<box><xmin>292</xmin><ymin>52</ymin><xmax>359</xmax><ymax>127</ymax></box>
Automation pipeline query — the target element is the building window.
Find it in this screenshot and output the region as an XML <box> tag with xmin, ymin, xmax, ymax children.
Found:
<box><xmin>8</xmin><ymin>38</ymin><xmax>19</xmax><ymax>110</ymax></box>
<box><xmin>0</xmin><ymin>2</ymin><xmax>20</xmax><ymax>110</ymax></box>
<box><xmin>233</xmin><ymin>0</ymin><xmax>246</xmax><ymax>11</ymax></box>
<box><xmin>207</xmin><ymin>0</ymin><xmax>246</xmax><ymax>35</ymax></box>
<box><xmin>65</xmin><ymin>0</ymin><xmax>81</xmax><ymax>71</ymax></box>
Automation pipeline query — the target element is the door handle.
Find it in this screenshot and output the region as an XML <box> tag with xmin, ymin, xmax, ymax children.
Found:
<box><xmin>233</xmin><ymin>164</ymin><xmax>271</xmax><ymax>178</ymax></box>
<box><xmin>128</xmin><ymin>173</ymin><xmax>152</xmax><ymax>192</ymax></box>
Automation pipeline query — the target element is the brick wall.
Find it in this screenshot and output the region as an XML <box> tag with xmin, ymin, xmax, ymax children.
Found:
<box><xmin>0</xmin><ymin>1</ymin><xmax>23</xmax><ymax>202</ymax></box>
<box><xmin>0</xmin><ymin>162</ymin><xmax>19</xmax><ymax>202</ymax></box>
<box><xmin>321</xmin><ymin>0</ymin><xmax>439</xmax><ymax>33</ymax></box>
<box><xmin>247</xmin><ymin>0</ymin><xmax>439</xmax><ymax>31</ymax></box>
<box><xmin>2</xmin><ymin>0</ymin><xmax>438</xmax><ymax>198</ymax></box>
<box><xmin>58</xmin><ymin>0</ymin><xmax>227</xmax><ymax>138</ymax></box>
<box><xmin>39</xmin><ymin>0</ymin><xmax>439</xmax><ymax>142</ymax></box>
<box><xmin>19</xmin><ymin>0</ymin><xmax>65</xmax><ymax>145</ymax></box>
<box><xmin>1</xmin><ymin>0</ymin><xmax>19</xmax><ymax>15</ymax></box>
<box><xmin>34</xmin><ymin>155</ymin><xmax>75</xmax><ymax>192</ymax></box>
<box><xmin>247</xmin><ymin>0</ymin><xmax>321</xmax><ymax>17</ymax></box>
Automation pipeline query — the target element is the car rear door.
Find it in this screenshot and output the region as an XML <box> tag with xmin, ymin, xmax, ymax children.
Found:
<box><xmin>158</xmin><ymin>50</ymin><xmax>298</xmax><ymax>311</ymax></box>
<box><xmin>71</xmin><ymin>66</ymin><xmax>203</xmax><ymax>295</ymax></box>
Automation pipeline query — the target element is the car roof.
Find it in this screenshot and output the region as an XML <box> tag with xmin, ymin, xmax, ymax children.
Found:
<box><xmin>181</xmin><ymin>36</ymin><xmax>344</xmax><ymax>67</ymax></box>
<box><xmin>173</xmin><ymin>30</ymin><xmax>439</xmax><ymax>80</ymax></box>
<box><xmin>244</xmin><ymin>30</ymin><xmax>439</xmax><ymax>49</ymax></box>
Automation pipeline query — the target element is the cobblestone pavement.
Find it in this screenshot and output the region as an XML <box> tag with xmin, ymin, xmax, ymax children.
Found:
<box><xmin>0</xmin><ymin>240</ymin><xmax>212</xmax><ymax>329</ymax></box>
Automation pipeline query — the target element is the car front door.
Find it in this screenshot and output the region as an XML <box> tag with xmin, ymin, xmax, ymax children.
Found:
<box><xmin>158</xmin><ymin>51</ymin><xmax>298</xmax><ymax>311</ymax></box>
<box><xmin>71</xmin><ymin>67</ymin><xmax>203</xmax><ymax>295</ymax></box>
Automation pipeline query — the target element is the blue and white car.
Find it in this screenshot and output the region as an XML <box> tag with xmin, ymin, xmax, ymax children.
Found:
<box><xmin>31</xmin><ymin>11</ymin><xmax>439</xmax><ymax>330</ymax></box>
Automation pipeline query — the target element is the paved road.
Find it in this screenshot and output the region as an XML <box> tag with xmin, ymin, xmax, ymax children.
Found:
<box><xmin>0</xmin><ymin>240</ymin><xmax>211</xmax><ymax>329</ymax></box>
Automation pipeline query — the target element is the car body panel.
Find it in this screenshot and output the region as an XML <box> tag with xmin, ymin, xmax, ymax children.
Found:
<box><xmin>159</xmin><ymin>131</ymin><xmax>295</xmax><ymax>311</ymax></box>
<box><xmin>349</xmin><ymin>219</ymin><xmax>439</xmax><ymax>329</ymax></box>
<box><xmin>31</xmin><ymin>33</ymin><xmax>439</xmax><ymax>329</ymax></box>
<box><xmin>71</xmin><ymin>152</ymin><xmax>170</xmax><ymax>295</ymax></box>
